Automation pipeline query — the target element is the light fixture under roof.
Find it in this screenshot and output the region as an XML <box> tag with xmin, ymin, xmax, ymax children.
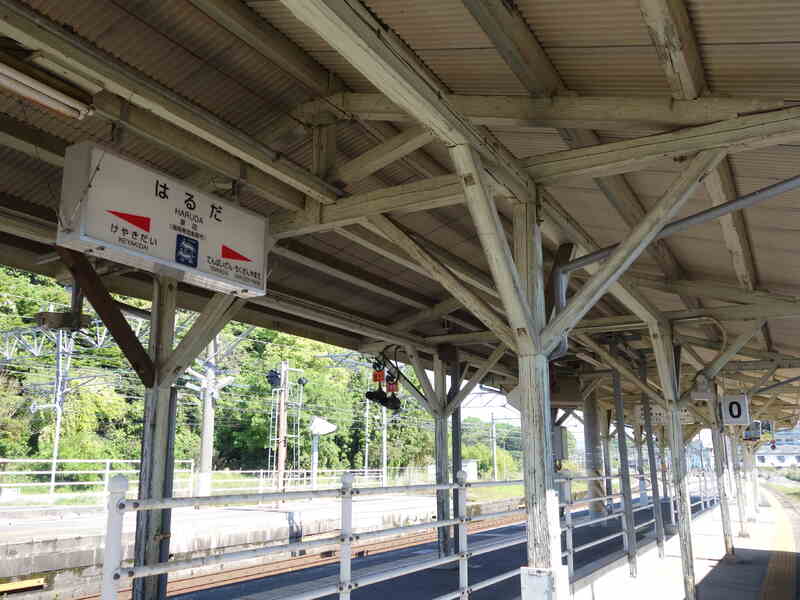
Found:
<box><xmin>0</xmin><ymin>61</ymin><xmax>92</xmax><ymax>120</ymax></box>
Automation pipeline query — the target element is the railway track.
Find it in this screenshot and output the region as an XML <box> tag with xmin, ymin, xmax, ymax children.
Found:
<box><xmin>79</xmin><ymin>514</ymin><xmax>526</xmax><ymax>599</ymax></box>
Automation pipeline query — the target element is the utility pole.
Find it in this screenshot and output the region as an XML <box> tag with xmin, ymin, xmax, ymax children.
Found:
<box><xmin>189</xmin><ymin>328</ymin><xmax>250</xmax><ymax>495</ymax></box>
<box><xmin>381</xmin><ymin>406</ymin><xmax>388</xmax><ymax>486</ymax></box>
<box><xmin>275</xmin><ymin>360</ymin><xmax>290</xmax><ymax>490</ymax></box>
<box><xmin>48</xmin><ymin>328</ymin><xmax>69</xmax><ymax>498</ymax></box>
<box><xmin>490</xmin><ymin>412</ymin><xmax>498</xmax><ymax>480</ymax></box>
<box><xmin>363</xmin><ymin>397</ymin><xmax>370</xmax><ymax>473</ymax></box>
<box><xmin>196</xmin><ymin>338</ymin><xmax>217</xmax><ymax>496</ymax></box>
<box><xmin>30</xmin><ymin>327</ymin><xmax>75</xmax><ymax>501</ymax></box>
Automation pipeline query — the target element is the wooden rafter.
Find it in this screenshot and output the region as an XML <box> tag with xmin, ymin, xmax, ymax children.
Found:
<box><xmin>462</xmin><ymin>0</ymin><xmax>711</xmax><ymax>332</ymax></box>
<box><xmin>640</xmin><ymin>0</ymin><xmax>773</xmax><ymax>351</ymax></box>
<box><xmin>294</xmin><ymin>92</ymin><xmax>783</xmax><ymax>131</ymax></box>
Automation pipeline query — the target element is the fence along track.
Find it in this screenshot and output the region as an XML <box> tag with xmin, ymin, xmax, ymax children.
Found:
<box><xmin>77</xmin><ymin>514</ymin><xmax>525</xmax><ymax>600</ymax></box>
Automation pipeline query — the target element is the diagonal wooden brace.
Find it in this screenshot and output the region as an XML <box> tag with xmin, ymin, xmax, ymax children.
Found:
<box><xmin>56</xmin><ymin>247</ymin><xmax>155</xmax><ymax>387</ymax></box>
<box><xmin>158</xmin><ymin>293</ymin><xmax>246</xmax><ymax>388</ymax></box>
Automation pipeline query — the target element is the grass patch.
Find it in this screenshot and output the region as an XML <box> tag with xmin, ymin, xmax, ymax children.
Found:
<box><xmin>467</xmin><ymin>484</ymin><xmax>525</xmax><ymax>503</ymax></box>
<box><xmin>766</xmin><ymin>483</ymin><xmax>800</xmax><ymax>503</ymax></box>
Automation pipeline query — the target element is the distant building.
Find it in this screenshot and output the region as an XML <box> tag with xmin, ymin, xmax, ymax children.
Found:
<box><xmin>774</xmin><ymin>424</ymin><xmax>800</xmax><ymax>446</ymax></box>
<box><xmin>755</xmin><ymin>444</ymin><xmax>800</xmax><ymax>468</ymax></box>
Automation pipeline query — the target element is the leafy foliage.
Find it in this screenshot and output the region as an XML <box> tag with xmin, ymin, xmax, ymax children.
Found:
<box><xmin>0</xmin><ymin>268</ymin><xmax>518</xmax><ymax>477</ymax></box>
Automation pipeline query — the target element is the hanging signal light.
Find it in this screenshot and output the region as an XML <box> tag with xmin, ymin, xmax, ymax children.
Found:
<box><xmin>386</xmin><ymin>373</ymin><xmax>398</xmax><ymax>394</ymax></box>
<box><xmin>266</xmin><ymin>369</ymin><xmax>281</xmax><ymax>387</ymax></box>
<box><xmin>372</xmin><ymin>359</ymin><xmax>385</xmax><ymax>383</ymax></box>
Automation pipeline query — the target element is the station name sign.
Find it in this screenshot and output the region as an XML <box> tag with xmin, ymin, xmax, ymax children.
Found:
<box><xmin>57</xmin><ymin>143</ymin><xmax>268</xmax><ymax>296</ymax></box>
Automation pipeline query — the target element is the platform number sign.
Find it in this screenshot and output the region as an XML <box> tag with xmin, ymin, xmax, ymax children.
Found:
<box><xmin>57</xmin><ymin>142</ymin><xmax>267</xmax><ymax>297</ymax></box>
<box><xmin>721</xmin><ymin>394</ymin><xmax>750</xmax><ymax>426</ymax></box>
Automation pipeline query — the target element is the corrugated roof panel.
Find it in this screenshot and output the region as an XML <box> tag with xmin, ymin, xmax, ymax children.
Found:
<box><xmin>687</xmin><ymin>0</ymin><xmax>800</xmax><ymax>45</ymax></box>
<box><xmin>547</xmin><ymin>47</ymin><xmax>671</xmax><ymax>96</ymax></box>
<box><xmin>492</xmin><ymin>130</ymin><xmax>567</xmax><ymax>158</ymax></box>
<box><xmin>516</xmin><ymin>0</ymin><xmax>652</xmax><ymax>48</ymax></box>
<box><xmin>247</xmin><ymin>0</ymin><xmax>335</xmax><ymax>52</ymax></box>
<box><xmin>0</xmin><ymin>146</ymin><xmax>61</xmax><ymax>209</ymax></box>
<box><xmin>363</xmin><ymin>0</ymin><xmax>491</xmax><ymax>50</ymax></box>
<box><xmin>418</xmin><ymin>49</ymin><xmax>528</xmax><ymax>96</ymax></box>
<box><xmin>701</xmin><ymin>44</ymin><xmax>800</xmax><ymax>98</ymax></box>
<box><xmin>247</xmin><ymin>1</ymin><xmax>377</xmax><ymax>91</ymax></box>
<box><xmin>306</xmin><ymin>51</ymin><xmax>377</xmax><ymax>92</ymax></box>
<box><xmin>730</xmin><ymin>146</ymin><xmax>800</xmax><ymax>182</ymax></box>
<box><xmin>22</xmin><ymin>0</ymin><xmax>307</xmax><ymax>133</ymax></box>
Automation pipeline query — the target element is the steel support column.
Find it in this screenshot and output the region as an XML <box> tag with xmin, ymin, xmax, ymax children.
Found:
<box><xmin>741</xmin><ymin>445</ymin><xmax>758</xmax><ymax>520</ymax></box>
<box><xmin>133</xmin><ymin>275</ymin><xmax>177</xmax><ymax>600</ymax></box>
<box><xmin>601</xmin><ymin>410</ymin><xmax>614</xmax><ymax>518</ymax></box>
<box><xmin>434</xmin><ymin>412</ymin><xmax>451</xmax><ymax>556</ymax></box>
<box><xmin>635</xmin><ymin>425</ymin><xmax>648</xmax><ymax>504</ymax></box>
<box><xmin>650</xmin><ymin>324</ymin><xmax>696</xmax><ymax>600</ymax></box>
<box><xmin>611</xmin><ymin>344</ymin><xmax>637</xmax><ymax>576</ymax></box>
<box><xmin>450</xmin><ymin>360</ymin><xmax>463</xmax><ymax>552</ymax></box>
<box><xmin>512</xmin><ymin>193</ymin><xmax>565</xmax><ymax>596</ymax></box>
<box><xmin>710</xmin><ymin>386</ymin><xmax>735</xmax><ymax>556</ymax></box>
<box><xmin>434</xmin><ymin>355</ymin><xmax>452</xmax><ymax>557</ymax></box>
<box><xmin>582</xmin><ymin>387</ymin><xmax>605</xmax><ymax>521</ymax></box>
<box><xmin>640</xmin><ymin>358</ymin><xmax>665</xmax><ymax>558</ymax></box>
<box><xmin>730</xmin><ymin>433</ymin><xmax>749</xmax><ymax>537</ymax></box>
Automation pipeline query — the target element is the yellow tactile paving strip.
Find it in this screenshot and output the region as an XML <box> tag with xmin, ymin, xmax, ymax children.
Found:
<box><xmin>758</xmin><ymin>489</ymin><xmax>796</xmax><ymax>600</ymax></box>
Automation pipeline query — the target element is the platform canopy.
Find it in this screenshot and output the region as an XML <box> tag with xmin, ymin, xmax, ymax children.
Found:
<box><xmin>0</xmin><ymin>0</ymin><xmax>798</xmax><ymax>429</ymax></box>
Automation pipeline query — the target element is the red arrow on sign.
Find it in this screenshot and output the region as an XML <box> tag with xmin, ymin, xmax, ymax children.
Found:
<box><xmin>221</xmin><ymin>245</ymin><xmax>252</xmax><ymax>262</ymax></box>
<box><xmin>108</xmin><ymin>210</ymin><xmax>151</xmax><ymax>232</ymax></box>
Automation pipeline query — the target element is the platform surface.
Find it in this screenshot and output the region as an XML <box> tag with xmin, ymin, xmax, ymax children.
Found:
<box><xmin>168</xmin><ymin>491</ymin><xmax>798</xmax><ymax>600</ymax></box>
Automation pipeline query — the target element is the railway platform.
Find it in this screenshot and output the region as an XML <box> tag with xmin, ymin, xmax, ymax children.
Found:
<box><xmin>169</xmin><ymin>489</ymin><xmax>797</xmax><ymax>600</ymax></box>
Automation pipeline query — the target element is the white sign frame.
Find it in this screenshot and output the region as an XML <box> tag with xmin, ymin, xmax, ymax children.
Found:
<box><xmin>57</xmin><ymin>142</ymin><xmax>268</xmax><ymax>297</ymax></box>
<box><xmin>721</xmin><ymin>394</ymin><xmax>750</xmax><ymax>426</ymax></box>
<box><xmin>638</xmin><ymin>405</ymin><xmax>694</xmax><ymax>425</ymax></box>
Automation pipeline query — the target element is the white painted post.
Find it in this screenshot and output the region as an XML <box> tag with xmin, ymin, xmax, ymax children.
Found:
<box><xmin>339</xmin><ymin>472</ymin><xmax>354</xmax><ymax>600</ymax></box>
<box><xmin>612</xmin><ymin>361</ymin><xmax>637</xmax><ymax>577</ymax></box>
<box><xmin>730</xmin><ymin>432</ymin><xmax>749</xmax><ymax>537</ymax></box>
<box><xmin>659</xmin><ymin>437</ymin><xmax>676</xmax><ymax>531</ymax></box>
<box><xmin>635</xmin><ymin>427</ymin><xmax>648</xmax><ymax>505</ymax></box>
<box><xmin>565</xmin><ymin>475</ymin><xmax>574</xmax><ymax>580</ymax></box>
<box><xmin>742</xmin><ymin>444</ymin><xmax>757</xmax><ymax>521</ymax></box>
<box><xmin>104</xmin><ymin>459</ymin><xmax>112</xmax><ymax>493</ymax></box>
<box><xmin>490</xmin><ymin>412</ymin><xmax>498</xmax><ymax>481</ymax></box>
<box><xmin>583</xmin><ymin>385</ymin><xmax>605</xmax><ymax>522</ymax></box>
<box><xmin>381</xmin><ymin>406</ymin><xmax>388</xmax><ymax>488</ymax></box>
<box><xmin>455</xmin><ymin>470</ymin><xmax>468</xmax><ymax>598</ymax></box>
<box><xmin>750</xmin><ymin>446</ymin><xmax>761</xmax><ymax>514</ymax></box>
<box><xmin>710</xmin><ymin>390</ymin><xmax>734</xmax><ymax>556</ymax></box>
<box><xmin>640</xmin><ymin>357</ymin><xmax>665</xmax><ymax>558</ymax></box>
<box><xmin>102</xmin><ymin>475</ymin><xmax>128</xmax><ymax>600</ymax></box>
<box><xmin>311</xmin><ymin>434</ymin><xmax>320</xmax><ymax>489</ymax></box>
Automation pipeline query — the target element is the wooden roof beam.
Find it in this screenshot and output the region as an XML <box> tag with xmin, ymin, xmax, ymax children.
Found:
<box><xmin>280</xmin><ymin>0</ymin><xmax>662</xmax><ymax>331</ymax></box>
<box><xmin>329</xmin><ymin>126</ymin><xmax>435</xmax><ymax>187</ymax></box>
<box><xmin>270</xmin><ymin>175</ymin><xmax>464</xmax><ymax>238</ymax></box>
<box><xmin>641</xmin><ymin>0</ymin><xmax>772</xmax><ymax>351</ymax></box>
<box><xmin>629</xmin><ymin>276</ymin><xmax>800</xmax><ymax>306</ymax></box>
<box><xmin>188</xmin><ymin>0</ymin><xmax>450</xmax><ymax>189</ymax></box>
<box><xmin>462</xmin><ymin>0</ymin><xmax>711</xmax><ymax>333</ymax></box>
<box><xmin>524</xmin><ymin>105</ymin><xmax>800</xmax><ymax>182</ymax></box>
<box><xmin>542</xmin><ymin>150</ymin><xmax>725</xmax><ymax>354</ymax></box>
<box><xmin>295</xmin><ymin>93</ymin><xmax>783</xmax><ymax>131</ymax></box>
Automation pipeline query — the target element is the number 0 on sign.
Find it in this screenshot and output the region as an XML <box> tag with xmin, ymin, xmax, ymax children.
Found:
<box><xmin>721</xmin><ymin>394</ymin><xmax>750</xmax><ymax>426</ymax></box>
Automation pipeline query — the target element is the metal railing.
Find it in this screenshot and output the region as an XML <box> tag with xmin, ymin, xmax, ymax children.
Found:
<box><xmin>0</xmin><ymin>458</ymin><xmax>195</xmax><ymax>504</ymax></box>
<box><xmin>99</xmin><ymin>468</ymin><xmax>719</xmax><ymax>600</ymax></box>
<box><xmin>0</xmin><ymin>461</ymin><xmax>438</xmax><ymax>506</ymax></box>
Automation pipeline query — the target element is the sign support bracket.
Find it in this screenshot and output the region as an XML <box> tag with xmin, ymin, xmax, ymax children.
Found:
<box><xmin>56</xmin><ymin>247</ymin><xmax>155</xmax><ymax>387</ymax></box>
